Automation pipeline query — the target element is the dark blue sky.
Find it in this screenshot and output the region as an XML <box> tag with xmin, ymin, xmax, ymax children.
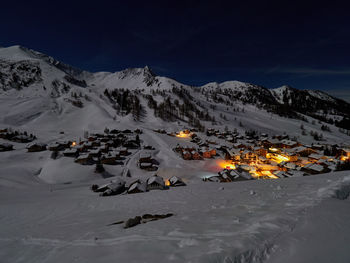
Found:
<box><xmin>1</xmin><ymin>0</ymin><xmax>350</xmax><ymax>100</ymax></box>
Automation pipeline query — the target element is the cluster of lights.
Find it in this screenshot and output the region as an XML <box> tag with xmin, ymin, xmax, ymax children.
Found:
<box><xmin>216</xmin><ymin>159</ymin><xmax>236</xmax><ymax>170</ymax></box>
<box><xmin>176</xmin><ymin>131</ymin><xmax>191</xmax><ymax>138</ymax></box>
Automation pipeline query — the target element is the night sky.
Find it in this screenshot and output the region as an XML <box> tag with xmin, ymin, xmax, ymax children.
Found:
<box><xmin>1</xmin><ymin>1</ymin><xmax>350</xmax><ymax>101</ymax></box>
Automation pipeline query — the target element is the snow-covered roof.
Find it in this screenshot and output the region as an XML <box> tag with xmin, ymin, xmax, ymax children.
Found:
<box><xmin>147</xmin><ymin>175</ymin><xmax>165</xmax><ymax>186</ymax></box>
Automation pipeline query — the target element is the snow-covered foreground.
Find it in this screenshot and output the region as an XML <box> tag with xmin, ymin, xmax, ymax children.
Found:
<box><xmin>1</xmin><ymin>168</ymin><xmax>350</xmax><ymax>263</ymax></box>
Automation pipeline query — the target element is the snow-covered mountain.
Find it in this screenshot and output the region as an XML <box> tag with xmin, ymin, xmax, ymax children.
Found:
<box><xmin>0</xmin><ymin>45</ymin><xmax>349</xmax><ymax>143</ymax></box>
<box><xmin>1</xmin><ymin>45</ymin><xmax>350</xmax><ymax>263</ymax></box>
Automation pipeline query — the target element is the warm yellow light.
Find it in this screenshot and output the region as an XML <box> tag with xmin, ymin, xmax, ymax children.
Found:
<box><xmin>216</xmin><ymin>159</ymin><xmax>236</xmax><ymax>170</ymax></box>
<box><xmin>269</xmin><ymin>148</ymin><xmax>278</xmax><ymax>152</ymax></box>
<box><xmin>71</xmin><ymin>141</ymin><xmax>77</xmax><ymax>147</ymax></box>
<box><xmin>176</xmin><ymin>131</ymin><xmax>192</xmax><ymax>138</ymax></box>
<box><xmin>165</xmin><ymin>180</ymin><xmax>170</xmax><ymax>186</ymax></box>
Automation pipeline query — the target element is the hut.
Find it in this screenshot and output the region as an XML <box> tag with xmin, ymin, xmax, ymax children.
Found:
<box><xmin>26</xmin><ymin>143</ymin><xmax>47</xmax><ymax>152</ymax></box>
<box><xmin>63</xmin><ymin>148</ymin><xmax>79</xmax><ymax>157</ymax></box>
<box><xmin>75</xmin><ymin>154</ymin><xmax>93</xmax><ymax>165</ymax></box>
<box><xmin>146</xmin><ymin>175</ymin><xmax>167</xmax><ymax>191</ymax></box>
<box><xmin>168</xmin><ymin>176</ymin><xmax>186</xmax><ymax>187</ymax></box>
<box><xmin>0</xmin><ymin>143</ymin><xmax>14</xmax><ymax>152</ymax></box>
<box><xmin>191</xmin><ymin>151</ymin><xmax>202</xmax><ymax>160</ymax></box>
<box><xmin>128</xmin><ymin>180</ymin><xmax>147</xmax><ymax>194</ymax></box>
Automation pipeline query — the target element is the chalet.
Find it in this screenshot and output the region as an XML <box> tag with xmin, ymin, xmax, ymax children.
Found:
<box><xmin>241</xmin><ymin>150</ymin><xmax>257</xmax><ymax>161</ymax></box>
<box><xmin>308</xmin><ymin>153</ymin><xmax>326</xmax><ymax>163</ymax></box>
<box><xmin>191</xmin><ymin>151</ymin><xmax>202</xmax><ymax>160</ymax></box>
<box><xmin>311</xmin><ymin>144</ymin><xmax>324</xmax><ymax>150</ymax></box>
<box><xmin>99</xmin><ymin>181</ymin><xmax>126</xmax><ymax>196</ymax></box>
<box><xmin>182</xmin><ymin>151</ymin><xmax>191</xmax><ymax>160</ymax></box>
<box><xmin>301</xmin><ymin>163</ymin><xmax>330</xmax><ymax>174</ymax></box>
<box><xmin>146</xmin><ymin>175</ymin><xmax>167</xmax><ymax>190</ymax></box>
<box><xmin>128</xmin><ymin>180</ymin><xmax>147</xmax><ymax>194</ymax></box>
<box><xmin>48</xmin><ymin>142</ymin><xmax>62</xmax><ymax>151</ymax></box>
<box><xmin>225</xmin><ymin>148</ymin><xmax>241</xmax><ymax>161</ymax></box>
<box><xmin>144</xmin><ymin>145</ymin><xmax>155</xmax><ymax>150</ymax></box>
<box><xmin>12</xmin><ymin>135</ymin><xmax>34</xmax><ymax>143</ymax></box>
<box><xmin>75</xmin><ymin>144</ymin><xmax>85</xmax><ymax>153</ymax></box>
<box><xmin>75</xmin><ymin>154</ymin><xmax>93</xmax><ymax>165</ymax></box>
<box><xmin>26</xmin><ymin>143</ymin><xmax>47</xmax><ymax>152</ymax></box>
<box><xmin>117</xmin><ymin>147</ymin><xmax>129</xmax><ymax>156</ymax></box>
<box><xmin>88</xmin><ymin>135</ymin><xmax>97</xmax><ymax>142</ymax></box>
<box><xmin>91</xmin><ymin>140</ymin><xmax>101</xmax><ymax>147</ymax></box>
<box><xmin>292</xmin><ymin>146</ymin><xmax>316</xmax><ymax>157</ymax></box>
<box><xmin>273</xmin><ymin>171</ymin><xmax>289</xmax><ymax>178</ymax></box>
<box><xmin>337</xmin><ymin>148</ymin><xmax>350</xmax><ymax>160</ymax></box>
<box><xmin>63</xmin><ymin>148</ymin><xmax>79</xmax><ymax>157</ymax></box>
<box><xmin>210</xmin><ymin>149</ymin><xmax>216</xmax><ymax>157</ymax></box>
<box><xmin>139</xmin><ymin>162</ymin><xmax>157</xmax><ymax>170</ymax></box>
<box><xmin>280</xmin><ymin>139</ymin><xmax>299</xmax><ymax>148</ymax></box>
<box><xmin>229</xmin><ymin>169</ymin><xmax>254</xmax><ymax>181</ymax></box>
<box><xmin>262</xmin><ymin>138</ymin><xmax>280</xmax><ymax>148</ymax></box>
<box><xmin>99</xmin><ymin>143</ymin><xmax>109</xmax><ymax>153</ymax></box>
<box><xmin>168</xmin><ymin>176</ymin><xmax>186</xmax><ymax>187</ymax></box>
<box><xmin>123</xmin><ymin>140</ymin><xmax>139</xmax><ymax>149</ymax></box>
<box><xmin>139</xmin><ymin>153</ymin><xmax>152</xmax><ymax>163</ymax></box>
<box><xmin>84</xmin><ymin>141</ymin><xmax>94</xmax><ymax>149</ymax></box>
<box><xmin>233</xmin><ymin>142</ymin><xmax>247</xmax><ymax>149</ymax></box>
<box><xmin>253</xmin><ymin>147</ymin><xmax>267</xmax><ymax>157</ymax></box>
<box><xmin>0</xmin><ymin>143</ymin><xmax>13</xmax><ymax>152</ymax></box>
<box><xmin>101</xmin><ymin>153</ymin><xmax>117</xmax><ymax>165</ymax></box>
<box><xmin>57</xmin><ymin>141</ymin><xmax>71</xmax><ymax>149</ymax></box>
<box><xmin>88</xmin><ymin>148</ymin><xmax>101</xmax><ymax>158</ymax></box>
<box><xmin>200</xmin><ymin>148</ymin><xmax>212</xmax><ymax>158</ymax></box>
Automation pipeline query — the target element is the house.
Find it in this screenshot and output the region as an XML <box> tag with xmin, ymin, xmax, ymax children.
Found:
<box><xmin>26</xmin><ymin>143</ymin><xmax>47</xmax><ymax>152</ymax></box>
<box><xmin>139</xmin><ymin>162</ymin><xmax>158</xmax><ymax>171</ymax></box>
<box><xmin>225</xmin><ymin>148</ymin><xmax>241</xmax><ymax>161</ymax></box>
<box><xmin>117</xmin><ymin>147</ymin><xmax>129</xmax><ymax>156</ymax></box>
<box><xmin>308</xmin><ymin>153</ymin><xmax>326</xmax><ymax>163</ymax></box>
<box><xmin>75</xmin><ymin>154</ymin><xmax>94</xmax><ymax>165</ymax></box>
<box><xmin>280</xmin><ymin>139</ymin><xmax>299</xmax><ymax>148</ymax></box>
<box><xmin>262</xmin><ymin>138</ymin><xmax>280</xmax><ymax>148</ymax></box>
<box><xmin>99</xmin><ymin>181</ymin><xmax>126</xmax><ymax>196</ymax></box>
<box><xmin>128</xmin><ymin>180</ymin><xmax>147</xmax><ymax>194</ymax></box>
<box><xmin>301</xmin><ymin>163</ymin><xmax>330</xmax><ymax>174</ymax></box>
<box><xmin>168</xmin><ymin>176</ymin><xmax>186</xmax><ymax>187</ymax></box>
<box><xmin>182</xmin><ymin>151</ymin><xmax>191</xmax><ymax>160</ymax></box>
<box><xmin>101</xmin><ymin>153</ymin><xmax>117</xmax><ymax>165</ymax></box>
<box><xmin>0</xmin><ymin>143</ymin><xmax>13</xmax><ymax>152</ymax></box>
<box><xmin>48</xmin><ymin>142</ymin><xmax>64</xmax><ymax>151</ymax></box>
<box><xmin>200</xmin><ymin>148</ymin><xmax>212</xmax><ymax>158</ymax></box>
<box><xmin>253</xmin><ymin>147</ymin><xmax>267</xmax><ymax>157</ymax></box>
<box><xmin>146</xmin><ymin>175</ymin><xmax>167</xmax><ymax>190</ymax></box>
<box><xmin>63</xmin><ymin>148</ymin><xmax>79</xmax><ymax>157</ymax></box>
<box><xmin>13</xmin><ymin>134</ymin><xmax>34</xmax><ymax>143</ymax></box>
<box><xmin>144</xmin><ymin>145</ymin><xmax>155</xmax><ymax>150</ymax></box>
<box><xmin>139</xmin><ymin>153</ymin><xmax>152</xmax><ymax>163</ymax></box>
<box><xmin>241</xmin><ymin>150</ymin><xmax>257</xmax><ymax>161</ymax></box>
<box><xmin>229</xmin><ymin>169</ymin><xmax>254</xmax><ymax>181</ymax></box>
<box><xmin>191</xmin><ymin>151</ymin><xmax>202</xmax><ymax>160</ymax></box>
<box><xmin>292</xmin><ymin>146</ymin><xmax>316</xmax><ymax>157</ymax></box>
<box><xmin>88</xmin><ymin>148</ymin><xmax>101</xmax><ymax>158</ymax></box>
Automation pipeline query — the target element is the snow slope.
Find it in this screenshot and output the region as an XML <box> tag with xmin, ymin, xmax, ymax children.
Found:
<box><xmin>1</xmin><ymin>45</ymin><xmax>350</xmax><ymax>262</ymax></box>
<box><xmin>1</xmin><ymin>168</ymin><xmax>350</xmax><ymax>263</ymax></box>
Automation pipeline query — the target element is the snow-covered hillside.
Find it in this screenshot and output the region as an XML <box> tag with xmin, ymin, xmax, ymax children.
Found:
<box><xmin>1</xmin><ymin>45</ymin><xmax>350</xmax><ymax>263</ymax></box>
<box><xmin>0</xmin><ymin>45</ymin><xmax>349</xmax><ymax>144</ymax></box>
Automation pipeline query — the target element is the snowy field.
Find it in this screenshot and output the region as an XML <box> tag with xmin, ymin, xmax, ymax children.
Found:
<box><xmin>1</xmin><ymin>164</ymin><xmax>350</xmax><ymax>262</ymax></box>
<box><xmin>1</xmin><ymin>45</ymin><xmax>350</xmax><ymax>262</ymax></box>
